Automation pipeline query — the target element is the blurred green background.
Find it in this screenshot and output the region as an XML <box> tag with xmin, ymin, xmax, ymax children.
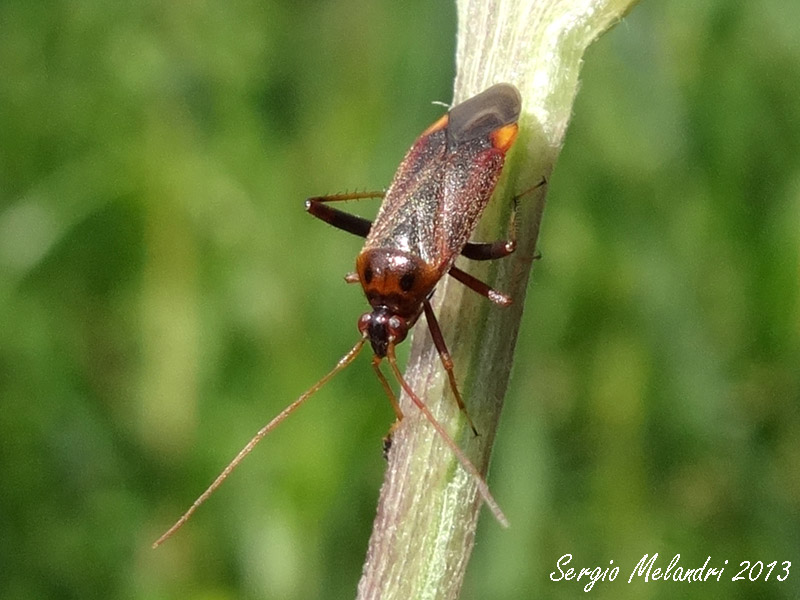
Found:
<box><xmin>1</xmin><ymin>1</ymin><xmax>799</xmax><ymax>599</ymax></box>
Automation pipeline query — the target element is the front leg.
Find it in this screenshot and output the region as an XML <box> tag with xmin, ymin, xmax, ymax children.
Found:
<box><xmin>422</xmin><ymin>299</ymin><xmax>480</xmax><ymax>437</ymax></box>
<box><xmin>305</xmin><ymin>191</ymin><xmax>384</xmax><ymax>238</ymax></box>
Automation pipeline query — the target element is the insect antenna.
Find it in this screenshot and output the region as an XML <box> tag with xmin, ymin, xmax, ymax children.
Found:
<box><xmin>152</xmin><ymin>338</ymin><xmax>367</xmax><ymax>548</ymax></box>
<box><xmin>384</xmin><ymin>343</ymin><xmax>510</xmax><ymax>528</ymax></box>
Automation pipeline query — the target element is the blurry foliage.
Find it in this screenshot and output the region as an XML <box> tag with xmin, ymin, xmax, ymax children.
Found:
<box><xmin>0</xmin><ymin>1</ymin><xmax>798</xmax><ymax>599</ymax></box>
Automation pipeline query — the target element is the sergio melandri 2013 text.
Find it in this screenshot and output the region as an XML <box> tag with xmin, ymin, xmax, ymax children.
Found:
<box><xmin>549</xmin><ymin>552</ymin><xmax>791</xmax><ymax>592</ymax></box>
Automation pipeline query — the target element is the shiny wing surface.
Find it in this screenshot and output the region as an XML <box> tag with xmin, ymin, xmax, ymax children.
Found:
<box><xmin>364</xmin><ymin>84</ymin><xmax>521</xmax><ymax>270</ymax></box>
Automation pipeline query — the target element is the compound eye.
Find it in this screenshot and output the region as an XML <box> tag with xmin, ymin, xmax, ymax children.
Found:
<box><xmin>358</xmin><ymin>313</ymin><xmax>371</xmax><ymax>336</ymax></box>
<box><xmin>387</xmin><ymin>316</ymin><xmax>408</xmax><ymax>343</ymax></box>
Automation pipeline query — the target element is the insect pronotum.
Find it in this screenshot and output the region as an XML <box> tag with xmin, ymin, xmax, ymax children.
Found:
<box><xmin>153</xmin><ymin>83</ymin><xmax>523</xmax><ymax>548</ymax></box>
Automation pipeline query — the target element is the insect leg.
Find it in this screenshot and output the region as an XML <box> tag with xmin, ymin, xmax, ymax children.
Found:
<box><xmin>385</xmin><ymin>343</ymin><xmax>509</xmax><ymax>528</ymax></box>
<box><xmin>305</xmin><ymin>191</ymin><xmax>384</xmax><ymax>238</ymax></box>
<box><xmin>422</xmin><ymin>299</ymin><xmax>480</xmax><ymax>437</ymax></box>
<box><xmin>461</xmin><ymin>196</ymin><xmax>520</xmax><ymax>261</ymax></box>
<box><xmin>372</xmin><ymin>356</ymin><xmax>404</xmax><ymax>460</ymax></box>
<box><xmin>371</xmin><ymin>355</ymin><xmax>404</xmax><ymax>422</ymax></box>
<box><xmin>447</xmin><ymin>266</ymin><xmax>512</xmax><ymax>307</ymax></box>
<box><xmin>461</xmin><ymin>177</ymin><xmax>547</xmax><ymax>261</ymax></box>
<box><xmin>461</xmin><ymin>239</ymin><xmax>516</xmax><ymax>260</ymax></box>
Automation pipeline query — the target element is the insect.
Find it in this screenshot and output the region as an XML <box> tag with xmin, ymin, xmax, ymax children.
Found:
<box><xmin>153</xmin><ymin>83</ymin><xmax>523</xmax><ymax>548</ymax></box>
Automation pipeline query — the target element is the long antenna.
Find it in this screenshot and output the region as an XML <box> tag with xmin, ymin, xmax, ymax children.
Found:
<box><xmin>152</xmin><ymin>338</ymin><xmax>367</xmax><ymax>548</ymax></box>
<box><xmin>385</xmin><ymin>344</ymin><xmax>509</xmax><ymax>528</ymax></box>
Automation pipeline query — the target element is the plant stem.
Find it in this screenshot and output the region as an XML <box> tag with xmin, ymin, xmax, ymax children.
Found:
<box><xmin>357</xmin><ymin>0</ymin><xmax>639</xmax><ymax>598</ymax></box>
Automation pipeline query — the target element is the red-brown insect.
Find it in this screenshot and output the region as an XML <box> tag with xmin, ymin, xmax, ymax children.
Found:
<box><xmin>153</xmin><ymin>83</ymin><xmax>522</xmax><ymax>547</ymax></box>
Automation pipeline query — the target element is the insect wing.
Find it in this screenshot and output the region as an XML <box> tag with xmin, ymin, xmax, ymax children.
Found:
<box><xmin>436</xmin><ymin>83</ymin><xmax>521</xmax><ymax>260</ymax></box>
<box><xmin>445</xmin><ymin>83</ymin><xmax>520</xmax><ymax>148</ymax></box>
<box><xmin>364</xmin><ymin>84</ymin><xmax>521</xmax><ymax>270</ymax></box>
<box><xmin>363</xmin><ymin>124</ymin><xmax>448</xmax><ymax>264</ymax></box>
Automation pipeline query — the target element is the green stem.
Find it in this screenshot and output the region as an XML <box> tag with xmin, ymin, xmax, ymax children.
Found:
<box><xmin>357</xmin><ymin>0</ymin><xmax>638</xmax><ymax>598</ymax></box>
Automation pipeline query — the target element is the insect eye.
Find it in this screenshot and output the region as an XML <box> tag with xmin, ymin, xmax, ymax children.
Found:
<box><xmin>363</xmin><ymin>267</ymin><xmax>373</xmax><ymax>284</ymax></box>
<box><xmin>357</xmin><ymin>313</ymin><xmax>371</xmax><ymax>336</ymax></box>
<box><xmin>387</xmin><ymin>316</ymin><xmax>408</xmax><ymax>344</ymax></box>
<box><xmin>399</xmin><ymin>272</ymin><xmax>415</xmax><ymax>292</ymax></box>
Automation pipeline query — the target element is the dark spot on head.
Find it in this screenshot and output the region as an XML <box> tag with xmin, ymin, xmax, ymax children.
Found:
<box><xmin>399</xmin><ymin>272</ymin><xmax>415</xmax><ymax>292</ymax></box>
<box><xmin>364</xmin><ymin>267</ymin><xmax>373</xmax><ymax>284</ymax></box>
